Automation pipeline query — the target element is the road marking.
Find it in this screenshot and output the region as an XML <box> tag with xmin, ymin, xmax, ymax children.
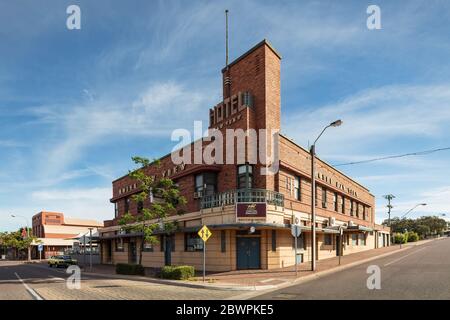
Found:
<box><xmin>383</xmin><ymin>247</ymin><xmax>426</xmax><ymax>267</ymax></box>
<box><xmin>14</xmin><ymin>272</ymin><xmax>44</xmax><ymax>300</ymax></box>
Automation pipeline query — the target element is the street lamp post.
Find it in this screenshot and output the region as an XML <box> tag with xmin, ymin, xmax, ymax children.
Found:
<box><xmin>398</xmin><ymin>203</ymin><xmax>426</xmax><ymax>248</ymax></box>
<box><xmin>401</xmin><ymin>203</ymin><xmax>427</xmax><ymax>219</ymax></box>
<box><xmin>88</xmin><ymin>228</ymin><xmax>93</xmax><ymax>272</ymax></box>
<box><xmin>310</xmin><ymin>119</ymin><xmax>342</xmax><ymax>271</ymax></box>
<box><xmin>11</xmin><ymin>214</ymin><xmax>31</xmax><ymax>261</ymax></box>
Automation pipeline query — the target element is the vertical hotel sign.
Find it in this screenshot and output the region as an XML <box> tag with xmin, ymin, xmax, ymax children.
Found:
<box><xmin>236</xmin><ymin>203</ymin><xmax>267</xmax><ymax>220</ymax></box>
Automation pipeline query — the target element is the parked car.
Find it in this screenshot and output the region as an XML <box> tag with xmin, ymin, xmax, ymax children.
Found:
<box><xmin>48</xmin><ymin>255</ymin><xmax>78</xmax><ymax>268</ymax></box>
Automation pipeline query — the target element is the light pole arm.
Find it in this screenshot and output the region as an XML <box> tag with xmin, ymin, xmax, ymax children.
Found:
<box><xmin>312</xmin><ymin>125</ymin><xmax>331</xmax><ymax>150</ymax></box>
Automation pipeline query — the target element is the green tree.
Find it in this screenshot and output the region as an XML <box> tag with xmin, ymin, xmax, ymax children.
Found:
<box><xmin>0</xmin><ymin>229</ymin><xmax>41</xmax><ymax>260</ymax></box>
<box><xmin>118</xmin><ymin>156</ymin><xmax>187</xmax><ymax>265</ymax></box>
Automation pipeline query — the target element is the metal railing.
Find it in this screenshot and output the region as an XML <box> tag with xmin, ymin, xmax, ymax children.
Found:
<box><xmin>201</xmin><ymin>188</ymin><xmax>284</xmax><ymax>209</ymax></box>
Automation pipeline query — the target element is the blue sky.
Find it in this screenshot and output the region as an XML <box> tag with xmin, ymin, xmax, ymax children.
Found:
<box><xmin>1</xmin><ymin>0</ymin><xmax>450</xmax><ymax>231</ymax></box>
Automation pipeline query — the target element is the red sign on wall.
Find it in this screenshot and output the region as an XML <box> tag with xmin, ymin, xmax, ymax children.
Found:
<box><xmin>236</xmin><ymin>203</ymin><xmax>267</xmax><ymax>218</ymax></box>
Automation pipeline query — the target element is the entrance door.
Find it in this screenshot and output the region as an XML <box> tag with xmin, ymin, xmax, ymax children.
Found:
<box><xmin>237</xmin><ymin>237</ymin><xmax>260</xmax><ymax>269</ymax></box>
<box><xmin>129</xmin><ymin>241</ymin><xmax>137</xmax><ymax>264</ymax></box>
<box><xmin>164</xmin><ymin>236</ymin><xmax>172</xmax><ymax>266</ymax></box>
<box><xmin>107</xmin><ymin>241</ymin><xmax>112</xmax><ymax>263</ymax></box>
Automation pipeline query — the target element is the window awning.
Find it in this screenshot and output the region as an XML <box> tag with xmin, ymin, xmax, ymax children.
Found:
<box><xmin>345</xmin><ymin>225</ymin><xmax>373</xmax><ymax>232</ymax></box>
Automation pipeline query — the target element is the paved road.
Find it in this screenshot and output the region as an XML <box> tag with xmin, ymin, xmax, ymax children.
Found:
<box><xmin>251</xmin><ymin>238</ymin><xmax>450</xmax><ymax>300</ymax></box>
<box><xmin>0</xmin><ymin>261</ymin><xmax>243</xmax><ymax>300</ymax></box>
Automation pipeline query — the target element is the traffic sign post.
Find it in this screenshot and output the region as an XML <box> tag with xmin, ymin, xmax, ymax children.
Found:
<box><xmin>38</xmin><ymin>244</ymin><xmax>43</xmax><ymax>261</ymax></box>
<box><xmin>339</xmin><ymin>227</ymin><xmax>344</xmax><ymax>265</ymax></box>
<box><xmin>291</xmin><ymin>225</ymin><xmax>301</xmax><ymax>277</ymax></box>
<box><xmin>198</xmin><ymin>225</ymin><xmax>212</xmax><ymax>283</ymax></box>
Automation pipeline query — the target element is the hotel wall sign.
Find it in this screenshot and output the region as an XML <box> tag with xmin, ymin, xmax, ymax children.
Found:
<box><xmin>236</xmin><ymin>203</ymin><xmax>267</xmax><ymax>219</ymax></box>
<box><xmin>317</xmin><ymin>171</ymin><xmax>358</xmax><ymax>198</ymax></box>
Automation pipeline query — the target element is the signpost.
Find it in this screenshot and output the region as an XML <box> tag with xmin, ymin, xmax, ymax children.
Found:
<box><xmin>38</xmin><ymin>244</ymin><xmax>43</xmax><ymax>261</ymax></box>
<box><xmin>291</xmin><ymin>224</ymin><xmax>301</xmax><ymax>277</ymax></box>
<box><xmin>339</xmin><ymin>226</ymin><xmax>344</xmax><ymax>265</ymax></box>
<box><xmin>198</xmin><ymin>225</ymin><xmax>212</xmax><ymax>283</ymax></box>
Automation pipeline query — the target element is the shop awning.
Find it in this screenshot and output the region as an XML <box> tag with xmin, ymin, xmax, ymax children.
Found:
<box><xmin>345</xmin><ymin>225</ymin><xmax>373</xmax><ymax>232</ymax></box>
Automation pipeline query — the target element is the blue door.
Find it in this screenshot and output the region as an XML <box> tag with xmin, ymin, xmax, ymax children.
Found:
<box><xmin>237</xmin><ymin>237</ymin><xmax>260</xmax><ymax>269</ymax></box>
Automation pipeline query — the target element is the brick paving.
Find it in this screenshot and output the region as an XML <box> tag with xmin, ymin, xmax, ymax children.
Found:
<box><xmin>199</xmin><ymin>241</ymin><xmax>439</xmax><ymax>287</ymax></box>
<box><xmin>85</xmin><ymin>244</ymin><xmax>412</xmax><ymax>288</ymax></box>
<box><xmin>33</xmin><ymin>277</ymin><xmax>240</xmax><ymax>300</ymax></box>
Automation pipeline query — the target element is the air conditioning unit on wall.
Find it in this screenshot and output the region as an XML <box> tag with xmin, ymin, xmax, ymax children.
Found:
<box><xmin>193</xmin><ymin>191</ymin><xmax>203</xmax><ymax>199</ymax></box>
<box><xmin>329</xmin><ymin>217</ymin><xmax>336</xmax><ymax>226</ymax></box>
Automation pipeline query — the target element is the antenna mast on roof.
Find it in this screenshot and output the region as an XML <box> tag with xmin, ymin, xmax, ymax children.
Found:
<box><xmin>225</xmin><ymin>9</ymin><xmax>229</xmax><ymax>67</ymax></box>
<box><xmin>224</xmin><ymin>9</ymin><xmax>231</xmax><ymax>98</ymax></box>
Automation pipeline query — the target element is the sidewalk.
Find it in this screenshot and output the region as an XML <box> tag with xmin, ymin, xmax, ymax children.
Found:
<box><xmin>82</xmin><ymin>238</ymin><xmax>440</xmax><ymax>291</ymax></box>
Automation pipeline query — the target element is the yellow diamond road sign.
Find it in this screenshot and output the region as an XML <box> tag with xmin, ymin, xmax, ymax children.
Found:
<box><xmin>198</xmin><ymin>225</ymin><xmax>212</xmax><ymax>242</ymax></box>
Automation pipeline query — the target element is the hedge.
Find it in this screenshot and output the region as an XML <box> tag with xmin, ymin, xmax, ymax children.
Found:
<box><xmin>161</xmin><ymin>265</ymin><xmax>195</xmax><ymax>280</ymax></box>
<box><xmin>116</xmin><ymin>263</ymin><xmax>145</xmax><ymax>275</ymax></box>
<box><xmin>407</xmin><ymin>232</ymin><xmax>419</xmax><ymax>242</ymax></box>
<box><xmin>393</xmin><ymin>233</ymin><xmax>407</xmax><ymax>244</ymax></box>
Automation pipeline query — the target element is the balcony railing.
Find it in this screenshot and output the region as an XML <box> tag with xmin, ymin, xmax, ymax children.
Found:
<box><xmin>200</xmin><ymin>188</ymin><xmax>284</xmax><ymax>209</ymax></box>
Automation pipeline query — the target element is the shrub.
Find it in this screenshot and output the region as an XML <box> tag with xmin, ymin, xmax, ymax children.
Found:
<box><xmin>161</xmin><ymin>265</ymin><xmax>195</xmax><ymax>280</ymax></box>
<box><xmin>393</xmin><ymin>233</ymin><xmax>407</xmax><ymax>244</ymax></box>
<box><xmin>407</xmin><ymin>232</ymin><xmax>419</xmax><ymax>242</ymax></box>
<box><xmin>116</xmin><ymin>263</ymin><xmax>145</xmax><ymax>275</ymax></box>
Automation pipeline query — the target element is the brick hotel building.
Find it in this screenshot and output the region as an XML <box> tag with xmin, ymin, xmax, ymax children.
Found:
<box><xmin>99</xmin><ymin>40</ymin><xmax>390</xmax><ymax>271</ymax></box>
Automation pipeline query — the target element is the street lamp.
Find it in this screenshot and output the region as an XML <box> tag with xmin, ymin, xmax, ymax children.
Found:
<box><xmin>88</xmin><ymin>227</ymin><xmax>93</xmax><ymax>272</ymax></box>
<box><xmin>310</xmin><ymin>119</ymin><xmax>342</xmax><ymax>271</ymax></box>
<box><xmin>401</xmin><ymin>203</ymin><xmax>427</xmax><ymax>219</ymax></box>
<box><xmin>11</xmin><ymin>214</ymin><xmax>31</xmax><ymax>261</ymax></box>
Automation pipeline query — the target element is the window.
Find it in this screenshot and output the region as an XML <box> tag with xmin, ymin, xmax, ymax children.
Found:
<box><xmin>363</xmin><ymin>206</ymin><xmax>367</xmax><ymax>220</ymax></box>
<box><xmin>271</xmin><ymin>230</ymin><xmax>276</xmax><ymax>251</ymax></box>
<box><xmin>294</xmin><ymin>176</ymin><xmax>301</xmax><ymax>201</ymax></box>
<box><xmin>137</xmin><ymin>200</ymin><xmax>144</xmax><ymax>214</ymax></box>
<box><xmin>221</xmin><ymin>230</ymin><xmax>226</xmax><ymax>252</ymax></box>
<box><xmin>315</xmin><ymin>186</ymin><xmax>319</xmax><ymax>206</ymax></box>
<box><xmin>185</xmin><ymin>233</ymin><xmax>204</xmax><ymax>252</ymax></box>
<box><xmin>359</xmin><ymin>233</ymin><xmax>366</xmax><ymax>246</ymax></box>
<box><xmin>333</xmin><ymin>193</ymin><xmax>338</xmax><ymax>212</ymax></box>
<box><xmin>237</xmin><ymin>164</ymin><xmax>253</xmax><ymax>189</ymax></box>
<box><xmin>352</xmin><ymin>234</ymin><xmax>358</xmax><ymax>246</ymax></box>
<box><xmin>324</xmin><ymin>234</ymin><xmax>332</xmax><ymax>246</ymax></box>
<box><xmin>115</xmin><ymin>238</ymin><xmax>124</xmax><ymax>252</ymax></box>
<box><xmin>195</xmin><ymin>172</ymin><xmax>218</xmax><ymax>196</ymax></box>
<box><xmin>114</xmin><ymin>202</ymin><xmax>119</xmax><ymax>218</ymax></box>
<box><xmin>341</xmin><ymin>196</ymin><xmax>345</xmax><ymax>214</ymax></box>
<box><xmin>350</xmin><ymin>200</ymin><xmax>354</xmax><ymax>216</ymax></box>
<box><xmin>124</xmin><ymin>197</ymin><xmax>130</xmax><ymax>214</ymax></box>
<box><xmin>322</xmin><ymin>188</ymin><xmax>327</xmax><ymax>208</ymax></box>
<box><xmin>143</xmin><ymin>241</ymin><xmax>153</xmax><ymax>252</ymax></box>
<box><xmin>356</xmin><ymin>203</ymin><xmax>359</xmax><ymax>218</ymax></box>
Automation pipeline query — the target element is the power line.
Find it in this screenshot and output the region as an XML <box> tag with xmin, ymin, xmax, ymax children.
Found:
<box><xmin>332</xmin><ymin>147</ymin><xmax>450</xmax><ymax>167</ymax></box>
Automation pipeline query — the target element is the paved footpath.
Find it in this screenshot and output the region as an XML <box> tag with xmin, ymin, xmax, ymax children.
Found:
<box><xmin>188</xmin><ymin>239</ymin><xmax>440</xmax><ymax>289</ymax></box>
<box><xmin>243</xmin><ymin>237</ymin><xmax>450</xmax><ymax>300</ymax></box>
<box><xmin>0</xmin><ymin>261</ymin><xmax>243</xmax><ymax>300</ymax></box>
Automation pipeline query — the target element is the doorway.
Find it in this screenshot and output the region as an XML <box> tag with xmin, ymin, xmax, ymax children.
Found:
<box><xmin>236</xmin><ymin>237</ymin><xmax>260</xmax><ymax>270</ymax></box>
<box><xmin>128</xmin><ymin>241</ymin><xmax>137</xmax><ymax>264</ymax></box>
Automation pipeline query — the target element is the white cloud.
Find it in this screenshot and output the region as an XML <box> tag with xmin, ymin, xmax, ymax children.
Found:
<box><xmin>284</xmin><ymin>84</ymin><xmax>450</xmax><ymax>157</ymax></box>
<box><xmin>32</xmin><ymin>81</ymin><xmax>213</xmax><ymax>178</ymax></box>
<box><xmin>31</xmin><ymin>187</ymin><xmax>111</xmax><ymax>201</ymax></box>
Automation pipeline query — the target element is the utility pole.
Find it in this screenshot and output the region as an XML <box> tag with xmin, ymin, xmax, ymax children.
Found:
<box><xmin>383</xmin><ymin>194</ymin><xmax>395</xmax><ymax>227</ymax></box>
